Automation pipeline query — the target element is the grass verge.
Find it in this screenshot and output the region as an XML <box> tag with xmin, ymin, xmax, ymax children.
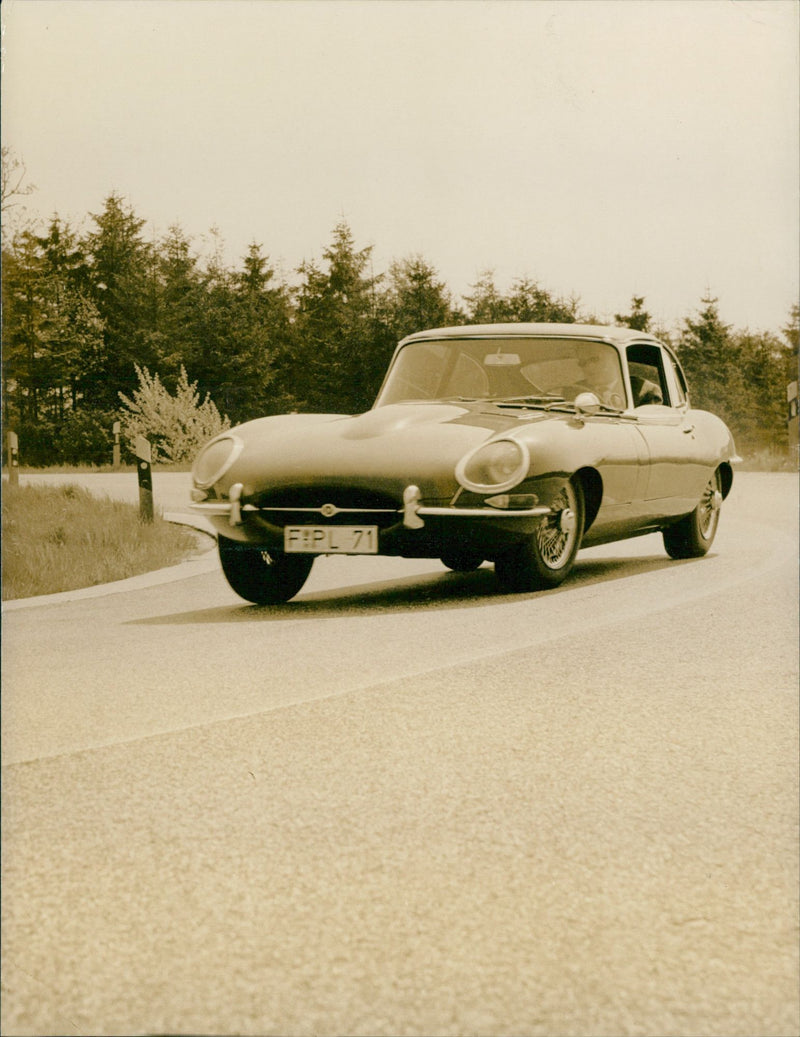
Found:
<box><xmin>14</xmin><ymin>462</ymin><xmax>192</xmax><ymax>474</ymax></box>
<box><xmin>2</xmin><ymin>482</ymin><xmax>202</xmax><ymax>600</ymax></box>
<box><xmin>736</xmin><ymin>447</ymin><xmax>798</xmax><ymax>472</ymax></box>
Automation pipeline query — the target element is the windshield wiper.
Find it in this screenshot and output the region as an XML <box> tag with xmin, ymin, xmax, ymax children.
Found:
<box><xmin>493</xmin><ymin>395</ymin><xmax>574</xmax><ymax>412</ymax></box>
<box><xmin>497</xmin><ymin>394</ymin><xmax>567</xmax><ymax>405</ymax></box>
<box><xmin>450</xmin><ymin>394</ymin><xmax>568</xmax><ymax>407</ymax></box>
<box><xmin>500</xmin><ymin>396</ymin><xmax>635</xmax><ymax>418</ymax></box>
<box><xmin>449</xmin><ymin>393</ymin><xmax>637</xmax><ymax>418</ymax></box>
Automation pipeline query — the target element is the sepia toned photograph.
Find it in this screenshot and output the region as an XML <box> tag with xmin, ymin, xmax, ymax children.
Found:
<box><xmin>2</xmin><ymin>1</ymin><xmax>798</xmax><ymax>1034</ymax></box>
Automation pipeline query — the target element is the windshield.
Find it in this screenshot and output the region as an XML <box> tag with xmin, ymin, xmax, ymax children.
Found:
<box><xmin>375</xmin><ymin>337</ymin><xmax>626</xmax><ymax>409</ymax></box>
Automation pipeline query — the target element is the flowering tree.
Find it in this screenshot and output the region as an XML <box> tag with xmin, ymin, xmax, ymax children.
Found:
<box><xmin>119</xmin><ymin>364</ymin><xmax>229</xmax><ymax>463</ymax></box>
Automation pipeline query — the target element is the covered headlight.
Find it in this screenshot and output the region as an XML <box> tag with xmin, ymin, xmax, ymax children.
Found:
<box><xmin>192</xmin><ymin>434</ymin><xmax>243</xmax><ymax>489</ymax></box>
<box><xmin>455</xmin><ymin>438</ymin><xmax>529</xmax><ymax>493</ymax></box>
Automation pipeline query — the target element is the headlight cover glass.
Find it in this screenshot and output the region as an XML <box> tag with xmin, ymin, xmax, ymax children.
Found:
<box><xmin>192</xmin><ymin>435</ymin><xmax>243</xmax><ymax>489</ymax></box>
<box><xmin>455</xmin><ymin>438</ymin><xmax>529</xmax><ymax>493</ymax></box>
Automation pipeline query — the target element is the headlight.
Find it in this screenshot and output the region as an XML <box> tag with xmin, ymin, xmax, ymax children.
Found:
<box><xmin>455</xmin><ymin>438</ymin><xmax>529</xmax><ymax>493</ymax></box>
<box><xmin>192</xmin><ymin>434</ymin><xmax>243</xmax><ymax>489</ymax></box>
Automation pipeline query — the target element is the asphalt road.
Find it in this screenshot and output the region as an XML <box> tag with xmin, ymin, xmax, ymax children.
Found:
<box><xmin>2</xmin><ymin>471</ymin><xmax>798</xmax><ymax>1036</ymax></box>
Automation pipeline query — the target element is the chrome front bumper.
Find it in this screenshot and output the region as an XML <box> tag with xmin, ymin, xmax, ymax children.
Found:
<box><xmin>189</xmin><ymin>482</ymin><xmax>555</xmax><ymax>529</ymax></box>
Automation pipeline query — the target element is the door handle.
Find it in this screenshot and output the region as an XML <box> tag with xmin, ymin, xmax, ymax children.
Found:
<box><xmin>682</xmin><ymin>424</ymin><xmax>695</xmax><ymax>434</ymax></box>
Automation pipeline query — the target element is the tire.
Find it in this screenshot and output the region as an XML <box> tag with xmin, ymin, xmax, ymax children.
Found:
<box><xmin>495</xmin><ymin>478</ymin><xmax>585</xmax><ymax>592</ymax></box>
<box><xmin>218</xmin><ymin>536</ymin><xmax>314</xmax><ymax>604</ymax></box>
<box><xmin>662</xmin><ymin>469</ymin><xmax>723</xmax><ymax>559</ymax></box>
<box><xmin>440</xmin><ymin>550</ymin><xmax>484</xmax><ymax>572</ymax></box>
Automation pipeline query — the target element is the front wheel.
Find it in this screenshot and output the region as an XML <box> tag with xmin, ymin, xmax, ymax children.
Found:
<box><xmin>441</xmin><ymin>549</ymin><xmax>484</xmax><ymax>572</ymax></box>
<box><xmin>494</xmin><ymin>478</ymin><xmax>585</xmax><ymax>592</ymax></box>
<box><xmin>218</xmin><ymin>536</ymin><xmax>314</xmax><ymax>604</ymax></box>
<box><xmin>662</xmin><ymin>469</ymin><xmax>723</xmax><ymax>559</ymax></box>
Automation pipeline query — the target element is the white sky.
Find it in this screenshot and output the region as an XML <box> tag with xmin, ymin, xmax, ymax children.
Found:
<box><xmin>2</xmin><ymin>0</ymin><xmax>798</xmax><ymax>332</ymax></box>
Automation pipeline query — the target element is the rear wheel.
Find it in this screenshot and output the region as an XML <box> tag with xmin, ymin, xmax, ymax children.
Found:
<box><xmin>662</xmin><ymin>469</ymin><xmax>723</xmax><ymax>559</ymax></box>
<box><xmin>218</xmin><ymin>536</ymin><xmax>313</xmax><ymax>604</ymax></box>
<box><xmin>495</xmin><ymin>479</ymin><xmax>584</xmax><ymax>592</ymax></box>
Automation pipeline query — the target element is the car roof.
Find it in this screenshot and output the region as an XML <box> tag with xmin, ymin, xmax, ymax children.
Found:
<box><xmin>398</xmin><ymin>322</ymin><xmax>663</xmax><ymax>348</ymax></box>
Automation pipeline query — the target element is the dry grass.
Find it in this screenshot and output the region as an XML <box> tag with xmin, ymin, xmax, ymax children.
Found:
<box><xmin>2</xmin><ymin>482</ymin><xmax>200</xmax><ymax>600</ymax></box>
<box><xmin>15</xmin><ymin>462</ymin><xmax>192</xmax><ymax>473</ymax></box>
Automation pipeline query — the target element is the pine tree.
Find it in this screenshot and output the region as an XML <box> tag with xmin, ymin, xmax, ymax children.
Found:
<box><xmin>505</xmin><ymin>277</ymin><xmax>579</xmax><ymax>323</ymax></box>
<box><xmin>1</xmin><ymin>218</ymin><xmax>104</xmax><ymax>423</ymax></box>
<box><xmin>35</xmin><ymin>219</ymin><xmax>104</xmax><ymax>416</ymax></box>
<box><xmin>383</xmin><ymin>255</ymin><xmax>454</xmax><ymax>341</ymax></box>
<box><xmin>149</xmin><ymin>224</ymin><xmax>203</xmax><ymax>382</ymax></box>
<box><xmin>84</xmin><ymin>193</ymin><xmax>155</xmax><ymax>408</ymax></box>
<box><xmin>462</xmin><ymin>271</ymin><xmax>510</xmax><ymax>324</ymax></box>
<box><xmin>615</xmin><ymin>295</ymin><xmax>651</xmax><ymax>332</ymax></box>
<box><xmin>228</xmin><ymin>242</ymin><xmax>296</xmax><ymax>418</ymax></box>
<box><xmin>677</xmin><ymin>295</ymin><xmax>746</xmax><ymax>436</ymax></box>
<box><xmin>293</xmin><ymin>221</ymin><xmax>392</xmax><ymax>413</ymax></box>
<box><xmin>186</xmin><ymin>243</ymin><xmax>296</xmax><ymax>422</ymax></box>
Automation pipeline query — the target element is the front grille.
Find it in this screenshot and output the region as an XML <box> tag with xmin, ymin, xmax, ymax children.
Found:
<box><xmin>251</xmin><ymin>486</ymin><xmax>402</xmax><ymax>529</ymax></box>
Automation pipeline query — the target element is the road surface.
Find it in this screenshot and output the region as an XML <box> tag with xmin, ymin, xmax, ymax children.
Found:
<box><xmin>2</xmin><ymin>472</ymin><xmax>798</xmax><ymax>1036</ymax></box>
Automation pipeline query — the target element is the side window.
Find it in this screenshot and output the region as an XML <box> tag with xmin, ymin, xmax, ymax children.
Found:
<box><xmin>665</xmin><ymin>352</ymin><xmax>688</xmax><ymax>406</ymax></box>
<box><xmin>626</xmin><ymin>344</ymin><xmax>669</xmax><ymax>407</ymax></box>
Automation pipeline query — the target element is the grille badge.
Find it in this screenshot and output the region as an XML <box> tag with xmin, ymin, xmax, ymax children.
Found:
<box><xmin>320</xmin><ymin>503</ymin><xmax>338</xmax><ymax>517</ymax></box>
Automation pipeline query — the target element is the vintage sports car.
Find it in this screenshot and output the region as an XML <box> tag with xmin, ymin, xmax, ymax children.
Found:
<box><xmin>190</xmin><ymin>323</ymin><xmax>738</xmax><ymax>604</ymax></box>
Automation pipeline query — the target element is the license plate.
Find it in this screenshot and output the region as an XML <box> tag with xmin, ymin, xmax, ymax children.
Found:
<box><xmin>284</xmin><ymin>525</ymin><xmax>379</xmax><ymax>554</ymax></box>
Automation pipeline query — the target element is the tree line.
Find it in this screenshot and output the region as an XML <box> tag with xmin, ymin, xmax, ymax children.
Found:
<box><xmin>2</xmin><ymin>165</ymin><xmax>797</xmax><ymax>466</ymax></box>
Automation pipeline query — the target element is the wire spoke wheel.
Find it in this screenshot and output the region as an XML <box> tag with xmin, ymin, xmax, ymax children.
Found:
<box><xmin>662</xmin><ymin>468</ymin><xmax>723</xmax><ymax>559</ymax></box>
<box><xmin>535</xmin><ymin>484</ymin><xmax>579</xmax><ymax>569</ymax></box>
<box><xmin>696</xmin><ymin>476</ymin><xmax>721</xmax><ymax>540</ymax></box>
<box><xmin>495</xmin><ymin>478</ymin><xmax>584</xmax><ymax>592</ymax></box>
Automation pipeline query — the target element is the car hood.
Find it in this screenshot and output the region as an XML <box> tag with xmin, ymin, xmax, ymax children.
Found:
<box><xmin>213</xmin><ymin>401</ymin><xmax>549</xmax><ymax>499</ymax></box>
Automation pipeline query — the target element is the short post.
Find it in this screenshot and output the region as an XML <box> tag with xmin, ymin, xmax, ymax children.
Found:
<box><xmin>112</xmin><ymin>420</ymin><xmax>121</xmax><ymax>469</ymax></box>
<box><xmin>6</xmin><ymin>430</ymin><xmax>19</xmax><ymax>487</ymax></box>
<box><xmin>134</xmin><ymin>435</ymin><xmax>154</xmax><ymax>523</ymax></box>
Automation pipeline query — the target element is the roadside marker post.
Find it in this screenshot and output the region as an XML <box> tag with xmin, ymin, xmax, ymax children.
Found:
<box><xmin>112</xmin><ymin>421</ymin><xmax>121</xmax><ymax>469</ymax></box>
<box><xmin>7</xmin><ymin>430</ymin><xmax>19</xmax><ymax>487</ymax></box>
<box><xmin>134</xmin><ymin>435</ymin><xmax>154</xmax><ymax>523</ymax></box>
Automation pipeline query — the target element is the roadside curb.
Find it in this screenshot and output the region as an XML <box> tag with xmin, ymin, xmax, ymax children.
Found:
<box><xmin>2</xmin><ymin>512</ymin><xmax>219</xmax><ymax>612</ymax></box>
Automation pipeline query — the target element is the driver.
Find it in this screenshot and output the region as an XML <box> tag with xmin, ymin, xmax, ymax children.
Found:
<box><xmin>574</xmin><ymin>348</ymin><xmax>625</xmax><ymax>407</ymax></box>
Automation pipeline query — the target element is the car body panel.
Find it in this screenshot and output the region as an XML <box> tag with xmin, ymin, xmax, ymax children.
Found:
<box><xmin>209</xmin><ymin>404</ymin><xmax>530</xmax><ymax>504</ymax></box>
<box><xmin>190</xmin><ymin>323</ymin><xmax>738</xmax><ymax>592</ymax></box>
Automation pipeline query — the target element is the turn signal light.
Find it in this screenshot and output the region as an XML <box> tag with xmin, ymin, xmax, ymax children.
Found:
<box><xmin>485</xmin><ymin>493</ymin><xmax>539</xmax><ymax>510</ymax></box>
